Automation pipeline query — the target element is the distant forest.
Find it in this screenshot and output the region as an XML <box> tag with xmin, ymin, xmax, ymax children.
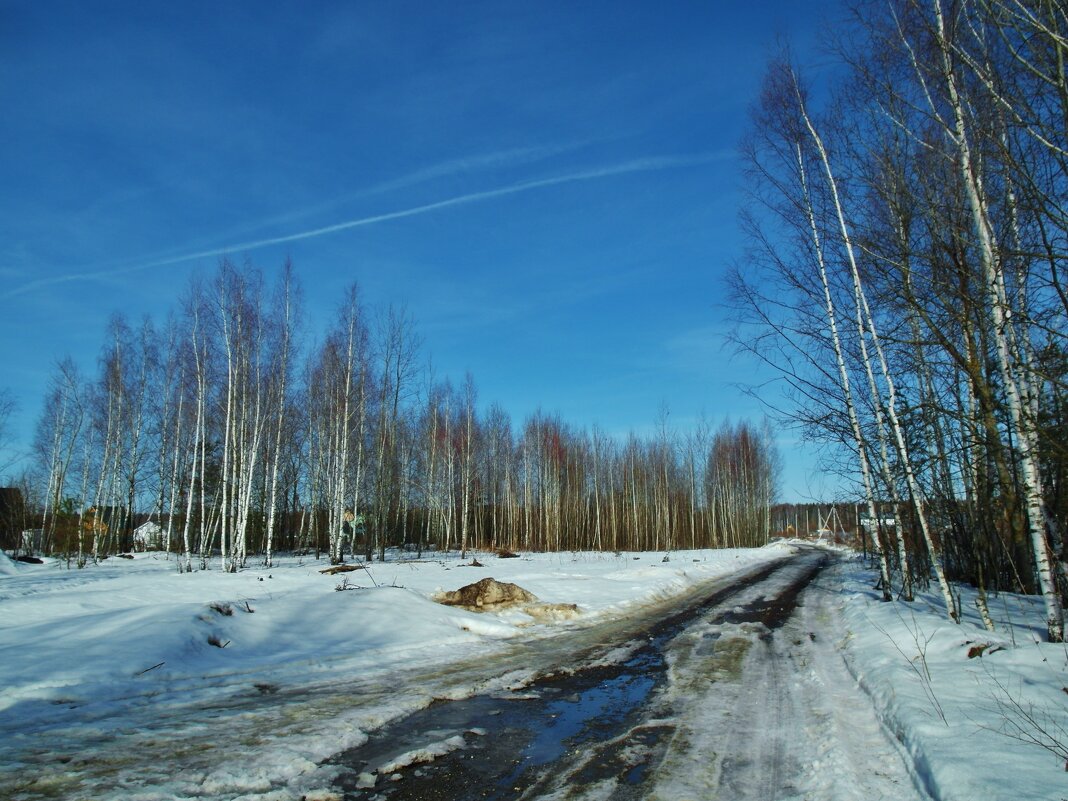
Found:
<box><xmin>6</xmin><ymin>260</ymin><xmax>780</xmax><ymax>569</ymax></box>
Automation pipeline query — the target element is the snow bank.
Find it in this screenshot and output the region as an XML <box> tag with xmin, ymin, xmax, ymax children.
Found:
<box><xmin>833</xmin><ymin>557</ymin><xmax>1068</xmax><ymax>801</ymax></box>
<box><xmin>0</xmin><ymin>549</ymin><xmax>19</xmax><ymax>575</ymax></box>
<box><xmin>0</xmin><ymin>549</ymin><xmax>43</xmax><ymax>576</ymax></box>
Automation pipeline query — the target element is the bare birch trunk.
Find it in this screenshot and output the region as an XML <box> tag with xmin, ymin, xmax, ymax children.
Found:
<box><xmin>931</xmin><ymin>0</ymin><xmax>1062</xmax><ymax>640</ymax></box>
<box><xmin>797</xmin><ymin>88</ymin><xmax>957</xmax><ymax>619</ymax></box>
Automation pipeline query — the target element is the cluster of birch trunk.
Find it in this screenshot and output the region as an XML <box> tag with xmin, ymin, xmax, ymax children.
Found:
<box><xmin>28</xmin><ymin>261</ymin><xmax>778</xmax><ymax>572</ymax></box>
<box><xmin>735</xmin><ymin>0</ymin><xmax>1067</xmax><ymax>641</ymax></box>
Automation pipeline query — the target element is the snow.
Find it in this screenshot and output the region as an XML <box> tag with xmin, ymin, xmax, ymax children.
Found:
<box><xmin>833</xmin><ymin>556</ymin><xmax>1068</xmax><ymax>801</ymax></box>
<box><xmin>642</xmin><ymin>553</ymin><xmax>929</xmax><ymax>801</ymax></box>
<box><xmin>1</xmin><ymin>544</ymin><xmax>1065</xmax><ymax>800</ymax></box>
<box><xmin>375</xmin><ymin>733</ymin><xmax>469</xmax><ymax>775</ymax></box>
<box><xmin>0</xmin><ymin>549</ymin><xmax>22</xmax><ymax>575</ymax></box>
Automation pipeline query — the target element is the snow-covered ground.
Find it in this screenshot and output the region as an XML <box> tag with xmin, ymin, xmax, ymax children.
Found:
<box><xmin>832</xmin><ymin>557</ymin><xmax>1068</xmax><ymax>801</ymax></box>
<box><xmin>1</xmin><ymin>545</ymin><xmax>1065</xmax><ymax>800</ymax></box>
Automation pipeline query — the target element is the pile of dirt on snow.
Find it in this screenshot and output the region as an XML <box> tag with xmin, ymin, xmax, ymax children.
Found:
<box><xmin>436</xmin><ymin>577</ymin><xmax>538</xmax><ymax>609</ymax></box>
<box><xmin>435</xmin><ymin>577</ymin><xmax>580</xmax><ymax>620</ymax></box>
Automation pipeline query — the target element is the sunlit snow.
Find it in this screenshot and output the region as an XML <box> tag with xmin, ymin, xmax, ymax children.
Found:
<box><xmin>0</xmin><ymin>545</ymin><xmax>1064</xmax><ymax>800</ymax></box>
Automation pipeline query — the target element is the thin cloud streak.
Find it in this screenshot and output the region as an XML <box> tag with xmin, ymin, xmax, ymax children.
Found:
<box><xmin>199</xmin><ymin>142</ymin><xmax>595</xmax><ymax>244</ymax></box>
<box><xmin>5</xmin><ymin>152</ymin><xmax>728</xmax><ymax>299</ymax></box>
<box><xmin>365</xmin><ymin>142</ymin><xmax>593</xmax><ymax>197</ymax></box>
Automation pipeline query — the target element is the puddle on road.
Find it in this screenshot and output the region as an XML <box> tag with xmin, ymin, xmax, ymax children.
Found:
<box><xmin>717</xmin><ymin>558</ymin><xmax>824</xmax><ymax>639</ymax></box>
<box><xmin>330</xmin><ymin>632</ymin><xmax>668</xmax><ymax>800</ymax></box>
<box><xmin>327</xmin><ymin>555</ymin><xmax>827</xmax><ymax>800</ymax></box>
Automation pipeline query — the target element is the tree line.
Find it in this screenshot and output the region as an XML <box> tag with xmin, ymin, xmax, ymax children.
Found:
<box><xmin>734</xmin><ymin>0</ymin><xmax>1068</xmax><ymax>640</ymax></box>
<box><xmin>13</xmin><ymin>260</ymin><xmax>779</xmax><ymax>569</ymax></box>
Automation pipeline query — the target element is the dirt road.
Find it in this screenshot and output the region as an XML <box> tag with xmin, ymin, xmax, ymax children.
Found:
<box><xmin>327</xmin><ymin>549</ymin><xmax>929</xmax><ymax>800</ymax></box>
<box><xmin>3</xmin><ymin>549</ymin><xmax>928</xmax><ymax>801</ymax></box>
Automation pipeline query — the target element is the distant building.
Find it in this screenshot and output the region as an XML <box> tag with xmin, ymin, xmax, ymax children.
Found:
<box><xmin>84</xmin><ymin>506</ymin><xmax>129</xmax><ymax>533</ymax></box>
<box><xmin>132</xmin><ymin>521</ymin><xmax>163</xmax><ymax>552</ymax></box>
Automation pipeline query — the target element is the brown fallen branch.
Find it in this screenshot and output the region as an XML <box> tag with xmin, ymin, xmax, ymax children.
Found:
<box><xmin>319</xmin><ymin>564</ymin><xmax>367</xmax><ymax>575</ymax></box>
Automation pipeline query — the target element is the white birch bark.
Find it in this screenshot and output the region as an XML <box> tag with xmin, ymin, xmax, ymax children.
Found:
<box><xmin>931</xmin><ymin>0</ymin><xmax>1062</xmax><ymax>640</ymax></box>
<box><xmin>795</xmin><ymin>83</ymin><xmax>957</xmax><ymax>619</ymax></box>
<box><xmin>792</xmin><ymin>133</ymin><xmax>894</xmax><ymax>602</ymax></box>
<box><xmin>264</xmin><ymin>270</ymin><xmax>294</xmax><ymax>568</ymax></box>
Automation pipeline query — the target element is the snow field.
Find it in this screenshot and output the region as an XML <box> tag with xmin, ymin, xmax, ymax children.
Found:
<box><xmin>0</xmin><ymin>545</ymin><xmax>788</xmax><ymax>800</ymax></box>
<box><xmin>3</xmin><ymin>546</ymin><xmax>1064</xmax><ymax>801</ymax></box>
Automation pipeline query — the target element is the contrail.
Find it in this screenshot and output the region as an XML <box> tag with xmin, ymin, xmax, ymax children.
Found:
<box><xmin>205</xmin><ymin>142</ymin><xmax>593</xmax><ymax>241</ymax></box>
<box><xmin>4</xmin><ymin>152</ymin><xmax>727</xmax><ymax>299</ymax></box>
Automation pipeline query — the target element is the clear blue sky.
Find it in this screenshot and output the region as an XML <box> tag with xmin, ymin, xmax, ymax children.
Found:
<box><xmin>1</xmin><ymin>0</ymin><xmax>843</xmax><ymax>501</ymax></box>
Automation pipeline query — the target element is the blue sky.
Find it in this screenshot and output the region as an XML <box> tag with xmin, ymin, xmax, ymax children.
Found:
<box><xmin>1</xmin><ymin>0</ymin><xmax>843</xmax><ymax>501</ymax></box>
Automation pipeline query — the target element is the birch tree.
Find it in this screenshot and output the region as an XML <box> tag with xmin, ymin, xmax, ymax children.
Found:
<box><xmin>263</xmin><ymin>262</ymin><xmax>300</xmax><ymax>568</ymax></box>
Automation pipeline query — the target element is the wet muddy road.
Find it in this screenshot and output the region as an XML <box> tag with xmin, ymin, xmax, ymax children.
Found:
<box><xmin>326</xmin><ymin>550</ymin><xmax>831</xmax><ymax>800</ymax></box>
